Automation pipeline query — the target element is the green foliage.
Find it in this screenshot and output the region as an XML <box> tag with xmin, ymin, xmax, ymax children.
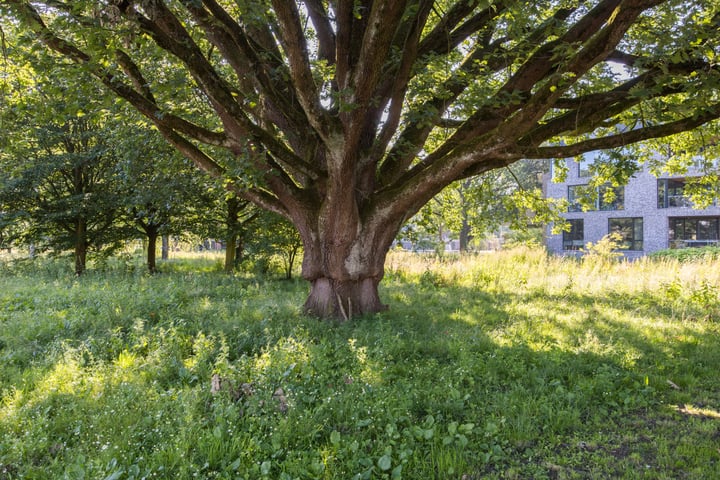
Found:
<box><xmin>403</xmin><ymin>160</ymin><xmax>550</xmax><ymax>251</ymax></box>
<box><xmin>582</xmin><ymin>232</ymin><xmax>625</xmax><ymax>265</ymax></box>
<box><xmin>1</xmin><ymin>251</ymin><xmax>719</xmax><ymax>478</ymax></box>
<box><xmin>0</xmin><ymin>109</ymin><xmax>130</xmax><ymax>271</ymax></box>
<box><xmin>0</xmin><ymin>33</ymin><xmax>127</xmax><ymax>272</ymax></box>
<box><xmin>650</xmin><ymin>246</ymin><xmax>720</xmax><ymax>262</ymax></box>
<box><xmin>113</xmin><ymin>118</ymin><xmax>218</xmax><ymax>243</ymax></box>
<box><xmin>503</xmin><ymin>227</ymin><xmax>544</xmax><ymax>249</ymax></box>
<box><xmin>0</xmin><ymin>23</ymin><xmax>227</xmax><ymax>274</ymax></box>
<box><xmin>243</xmin><ymin>212</ymin><xmax>303</xmax><ymax>279</ymax></box>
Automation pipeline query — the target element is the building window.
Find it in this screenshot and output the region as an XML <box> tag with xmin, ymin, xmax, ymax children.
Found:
<box><xmin>562</xmin><ymin>219</ymin><xmax>584</xmax><ymax>251</ymax></box>
<box><xmin>669</xmin><ymin>217</ymin><xmax>720</xmax><ymax>248</ymax></box>
<box><xmin>598</xmin><ymin>184</ymin><xmax>624</xmax><ymax>211</ymax></box>
<box><xmin>609</xmin><ymin>217</ymin><xmax>643</xmax><ymax>251</ymax></box>
<box><xmin>568</xmin><ymin>185</ymin><xmax>584</xmax><ymax>212</ymax></box>
<box><xmin>568</xmin><ymin>184</ymin><xmax>624</xmax><ymax>212</ymax></box>
<box><xmin>658</xmin><ymin>179</ymin><xmax>692</xmax><ymax>208</ymax></box>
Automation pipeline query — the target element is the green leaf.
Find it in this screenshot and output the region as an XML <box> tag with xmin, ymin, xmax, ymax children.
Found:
<box><xmin>459</xmin><ymin>423</ymin><xmax>475</xmax><ymax>433</ymax></box>
<box><xmin>377</xmin><ymin>454</ymin><xmax>392</xmax><ymax>471</ymax></box>
<box><xmin>330</xmin><ymin>430</ymin><xmax>341</xmax><ymax>446</ymax></box>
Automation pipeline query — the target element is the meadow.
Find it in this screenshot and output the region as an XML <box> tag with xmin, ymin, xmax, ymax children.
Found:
<box><xmin>1</xmin><ymin>248</ymin><xmax>719</xmax><ymax>479</ymax></box>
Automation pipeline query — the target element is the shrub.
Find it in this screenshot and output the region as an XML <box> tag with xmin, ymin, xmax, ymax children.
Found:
<box><xmin>649</xmin><ymin>245</ymin><xmax>720</xmax><ymax>262</ymax></box>
<box><xmin>582</xmin><ymin>233</ymin><xmax>624</xmax><ymax>264</ymax></box>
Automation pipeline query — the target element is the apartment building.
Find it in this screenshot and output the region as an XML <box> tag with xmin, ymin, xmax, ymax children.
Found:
<box><xmin>544</xmin><ymin>155</ymin><xmax>720</xmax><ymax>258</ymax></box>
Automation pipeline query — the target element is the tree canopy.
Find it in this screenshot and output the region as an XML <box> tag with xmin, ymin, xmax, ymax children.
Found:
<box><xmin>2</xmin><ymin>0</ymin><xmax>719</xmax><ymax>317</ymax></box>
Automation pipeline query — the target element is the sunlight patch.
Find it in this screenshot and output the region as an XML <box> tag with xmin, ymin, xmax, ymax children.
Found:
<box><xmin>674</xmin><ymin>404</ymin><xmax>720</xmax><ymax>419</ymax></box>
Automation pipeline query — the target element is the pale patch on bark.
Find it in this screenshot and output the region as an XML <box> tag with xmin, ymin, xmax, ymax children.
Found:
<box><xmin>344</xmin><ymin>242</ymin><xmax>364</xmax><ymax>278</ymax></box>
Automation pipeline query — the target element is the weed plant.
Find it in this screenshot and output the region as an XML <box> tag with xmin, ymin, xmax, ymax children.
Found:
<box><xmin>1</xmin><ymin>249</ymin><xmax>719</xmax><ymax>479</ymax></box>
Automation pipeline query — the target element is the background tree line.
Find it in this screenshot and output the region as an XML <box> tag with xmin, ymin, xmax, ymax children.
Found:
<box><xmin>0</xmin><ymin>34</ymin><xmax>302</xmax><ymax>275</ymax></box>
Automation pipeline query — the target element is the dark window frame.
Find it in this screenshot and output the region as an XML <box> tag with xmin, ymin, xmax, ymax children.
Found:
<box><xmin>669</xmin><ymin>216</ymin><xmax>720</xmax><ymax>248</ymax></box>
<box><xmin>657</xmin><ymin>178</ymin><xmax>692</xmax><ymax>208</ymax></box>
<box><xmin>609</xmin><ymin>217</ymin><xmax>643</xmax><ymax>251</ymax></box>
<box><xmin>562</xmin><ymin>219</ymin><xmax>584</xmax><ymax>251</ymax></box>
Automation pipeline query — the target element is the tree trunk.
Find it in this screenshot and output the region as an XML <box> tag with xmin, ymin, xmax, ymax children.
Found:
<box><xmin>161</xmin><ymin>235</ymin><xmax>169</xmax><ymax>260</ymax></box>
<box><xmin>304</xmin><ymin>275</ymin><xmax>388</xmax><ymax>320</ymax></box>
<box><xmin>234</xmin><ymin>238</ymin><xmax>244</xmax><ymax>268</ymax></box>
<box><xmin>74</xmin><ymin>221</ymin><xmax>87</xmax><ymax>276</ymax></box>
<box><xmin>282</xmin><ymin>243</ymin><xmax>300</xmax><ymax>280</ymax></box>
<box><xmin>299</xmin><ymin>220</ymin><xmax>396</xmax><ymax>319</ymax></box>
<box><xmin>147</xmin><ymin>229</ymin><xmax>158</xmax><ymax>274</ymax></box>
<box><xmin>224</xmin><ymin>232</ymin><xmax>237</xmax><ymax>274</ymax></box>
<box><xmin>459</xmin><ymin>219</ymin><xmax>472</xmax><ymax>252</ymax></box>
<box><xmin>224</xmin><ymin>196</ymin><xmax>241</xmax><ymax>273</ymax></box>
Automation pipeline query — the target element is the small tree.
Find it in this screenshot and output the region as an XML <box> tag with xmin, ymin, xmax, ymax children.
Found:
<box><xmin>113</xmin><ymin>121</ymin><xmax>217</xmax><ymax>273</ymax></box>
<box><xmin>246</xmin><ymin>212</ymin><xmax>303</xmax><ymax>280</ymax></box>
<box><xmin>222</xmin><ymin>195</ymin><xmax>258</xmax><ymax>273</ymax></box>
<box><xmin>408</xmin><ymin>159</ymin><xmax>549</xmax><ymax>252</ymax></box>
<box><xmin>0</xmin><ymin>27</ymin><xmax>129</xmax><ymax>274</ymax></box>
<box><xmin>0</xmin><ymin>114</ymin><xmax>127</xmax><ymax>274</ymax></box>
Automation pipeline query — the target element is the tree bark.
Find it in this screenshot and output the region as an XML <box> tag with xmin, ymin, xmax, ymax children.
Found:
<box><xmin>224</xmin><ymin>232</ymin><xmax>237</xmax><ymax>274</ymax></box>
<box><xmin>147</xmin><ymin>228</ymin><xmax>158</xmax><ymax>274</ymax></box>
<box><xmin>74</xmin><ymin>221</ymin><xmax>87</xmax><ymax>276</ymax></box>
<box><xmin>459</xmin><ymin>219</ymin><xmax>472</xmax><ymax>252</ymax></box>
<box><xmin>161</xmin><ymin>235</ymin><xmax>169</xmax><ymax>260</ymax></box>
<box><xmin>304</xmin><ymin>276</ymin><xmax>387</xmax><ymax>320</ymax></box>
<box><xmin>299</xmin><ymin>219</ymin><xmax>396</xmax><ymax>319</ymax></box>
<box><xmin>224</xmin><ymin>196</ymin><xmax>241</xmax><ymax>273</ymax></box>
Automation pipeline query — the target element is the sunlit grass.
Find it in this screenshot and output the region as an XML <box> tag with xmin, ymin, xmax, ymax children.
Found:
<box><xmin>1</xmin><ymin>248</ymin><xmax>719</xmax><ymax>478</ymax></box>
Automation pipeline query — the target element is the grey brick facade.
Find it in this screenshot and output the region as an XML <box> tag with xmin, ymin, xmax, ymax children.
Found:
<box><xmin>543</xmin><ymin>157</ymin><xmax>720</xmax><ymax>258</ymax></box>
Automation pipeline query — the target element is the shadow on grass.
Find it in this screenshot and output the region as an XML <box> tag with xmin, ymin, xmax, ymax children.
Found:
<box><xmin>1</xmin><ymin>270</ymin><xmax>719</xmax><ymax>479</ymax></box>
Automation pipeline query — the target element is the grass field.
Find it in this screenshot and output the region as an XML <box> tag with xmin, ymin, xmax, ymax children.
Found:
<box><xmin>1</xmin><ymin>248</ymin><xmax>719</xmax><ymax>479</ymax></box>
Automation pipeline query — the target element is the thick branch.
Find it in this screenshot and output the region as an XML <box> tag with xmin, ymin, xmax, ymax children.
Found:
<box><xmin>122</xmin><ymin>3</ymin><xmax>256</xmax><ymax>139</ymax></box>
<box><xmin>500</xmin><ymin>0</ymin><xmax>623</xmax><ymax>95</ymax></box>
<box><xmin>369</xmin><ymin>0</ymin><xmax>442</xmax><ymax>161</ymax></box>
<box><xmin>499</xmin><ymin>0</ymin><xmax>662</xmax><ymax>137</ymax></box>
<box><xmin>114</xmin><ymin>49</ymin><xmax>155</xmax><ymax>101</ymax></box>
<box><xmin>378</xmin><ymin>3</ymin><xmax>577</xmax><ymax>184</ymax></box>
<box><xmin>335</xmin><ymin>0</ymin><xmax>364</xmax><ymax>91</ymax></box>
<box><xmin>304</xmin><ymin>0</ymin><xmax>336</xmax><ymax>63</ymax></box>
<box><xmin>525</xmin><ymin>65</ymin><xmax>715</xmax><ymax>143</ymax></box>
<box><xmin>271</xmin><ymin>0</ymin><xmax>329</xmax><ymax>139</ymax></box>
<box><xmin>523</xmin><ymin>104</ymin><xmax>720</xmax><ymax>158</ymax></box>
<box><xmin>379</xmin><ymin>37</ymin><xmax>510</xmax><ymax>184</ymax></box>
<box><xmin>10</xmin><ymin>3</ymin><xmax>228</xmax><ymax>147</ymax></box>
<box><xmin>417</xmin><ymin>1</ymin><xmax>485</xmax><ymax>56</ymax></box>
<box><xmin>350</xmin><ymin>1</ymin><xmax>407</xmax><ymax>111</ymax></box>
<box><xmin>190</xmin><ymin>0</ymin><xmax>313</xmax><ymax>152</ymax></box>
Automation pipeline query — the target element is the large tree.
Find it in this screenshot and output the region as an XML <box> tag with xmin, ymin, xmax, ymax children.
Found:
<box><xmin>4</xmin><ymin>0</ymin><xmax>719</xmax><ymax>317</ymax></box>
